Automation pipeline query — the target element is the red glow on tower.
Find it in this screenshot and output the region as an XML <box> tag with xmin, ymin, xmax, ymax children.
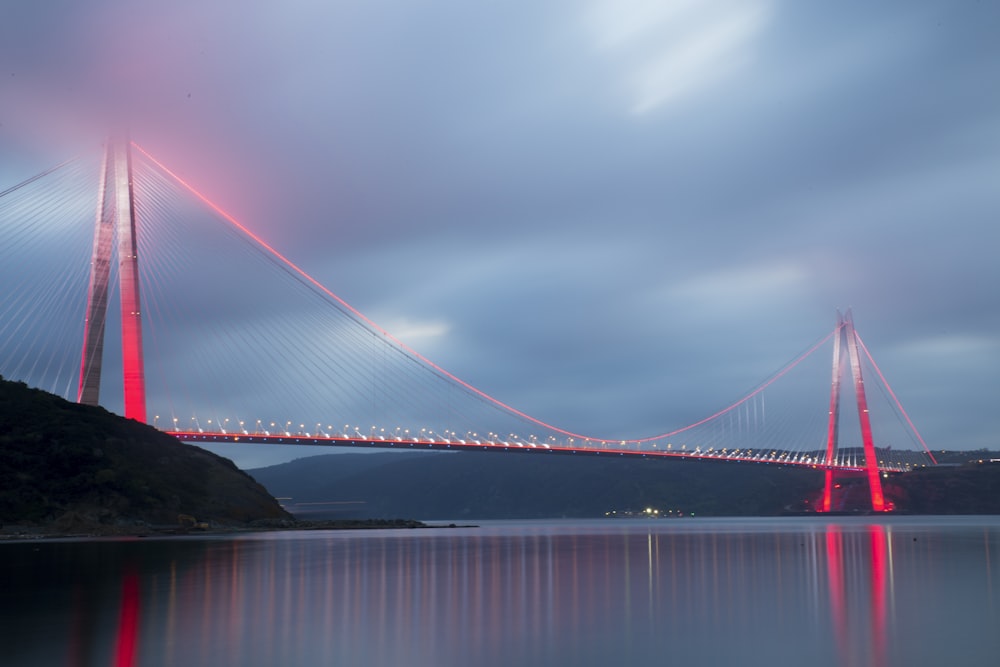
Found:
<box><xmin>843</xmin><ymin>311</ymin><xmax>885</xmax><ymax>511</ymax></box>
<box><xmin>113</xmin><ymin>138</ymin><xmax>147</xmax><ymax>422</ymax></box>
<box><xmin>77</xmin><ymin>136</ymin><xmax>147</xmax><ymax>422</ymax></box>
<box><xmin>819</xmin><ymin>309</ymin><xmax>887</xmax><ymax>513</ymax></box>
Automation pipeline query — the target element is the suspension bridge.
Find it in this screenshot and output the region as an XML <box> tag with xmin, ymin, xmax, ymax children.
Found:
<box><xmin>0</xmin><ymin>137</ymin><xmax>937</xmax><ymax>512</ymax></box>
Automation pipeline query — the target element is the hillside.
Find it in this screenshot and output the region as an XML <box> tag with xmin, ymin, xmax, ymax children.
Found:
<box><xmin>250</xmin><ymin>450</ymin><xmax>826</xmax><ymax>519</ymax></box>
<box><xmin>0</xmin><ymin>376</ymin><xmax>290</xmax><ymax>533</ymax></box>
<box><xmin>251</xmin><ymin>448</ymin><xmax>1000</xmax><ymax>520</ymax></box>
<box><xmin>891</xmin><ymin>461</ymin><xmax>1000</xmax><ymax>513</ymax></box>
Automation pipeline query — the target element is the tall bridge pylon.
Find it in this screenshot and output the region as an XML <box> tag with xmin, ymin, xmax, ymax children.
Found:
<box><xmin>77</xmin><ymin>136</ymin><xmax>147</xmax><ymax>422</ymax></box>
<box><xmin>822</xmin><ymin>309</ymin><xmax>886</xmax><ymax>512</ymax></box>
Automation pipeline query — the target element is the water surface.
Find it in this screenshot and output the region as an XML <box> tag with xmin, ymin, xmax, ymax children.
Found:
<box><xmin>2</xmin><ymin>517</ymin><xmax>998</xmax><ymax>666</ymax></box>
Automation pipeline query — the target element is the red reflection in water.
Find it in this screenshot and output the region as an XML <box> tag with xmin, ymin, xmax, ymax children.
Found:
<box><xmin>825</xmin><ymin>526</ymin><xmax>847</xmax><ymax>655</ymax></box>
<box><xmin>868</xmin><ymin>525</ymin><xmax>888</xmax><ymax>667</ymax></box>
<box><xmin>824</xmin><ymin>524</ymin><xmax>890</xmax><ymax>667</ymax></box>
<box><xmin>112</xmin><ymin>570</ymin><xmax>140</xmax><ymax>667</ymax></box>
<box><xmin>47</xmin><ymin>524</ymin><xmax>945</xmax><ymax>666</ymax></box>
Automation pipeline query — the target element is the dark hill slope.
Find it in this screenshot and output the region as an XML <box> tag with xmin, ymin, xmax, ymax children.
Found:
<box><xmin>890</xmin><ymin>462</ymin><xmax>1000</xmax><ymax>514</ymax></box>
<box><xmin>0</xmin><ymin>376</ymin><xmax>289</xmax><ymax>530</ymax></box>
<box><xmin>252</xmin><ymin>450</ymin><xmax>1000</xmax><ymax>519</ymax></box>
<box><xmin>250</xmin><ymin>450</ymin><xmax>825</xmax><ymax>519</ymax></box>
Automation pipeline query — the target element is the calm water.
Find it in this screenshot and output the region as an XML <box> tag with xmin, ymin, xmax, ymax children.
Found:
<box><xmin>2</xmin><ymin>517</ymin><xmax>999</xmax><ymax>667</ymax></box>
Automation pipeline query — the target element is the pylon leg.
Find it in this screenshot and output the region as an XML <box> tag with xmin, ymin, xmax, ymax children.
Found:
<box><xmin>113</xmin><ymin>138</ymin><xmax>147</xmax><ymax>422</ymax></box>
<box><xmin>78</xmin><ymin>144</ymin><xmax>115</xmax><ymax>406</ymax></box>
<box><xmin>843</xmin><ymin>310</ymin><xmax>885</xmax><ymax>511</ymax></box>
<box><xmin>822</xmin><ymin>469</ymin><xmax>834</xmax><ymax>512</ymax></box>
<box><xmin>819</xmin><ymin>312</ymin><xmax>845</xmax><ymax>514</ymax></box>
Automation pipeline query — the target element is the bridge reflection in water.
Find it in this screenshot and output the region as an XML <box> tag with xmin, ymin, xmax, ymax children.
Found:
<box><xmin>3</xmin><ymin>518</ymin><xmax>999</xmax><ymax>667</ymax></box>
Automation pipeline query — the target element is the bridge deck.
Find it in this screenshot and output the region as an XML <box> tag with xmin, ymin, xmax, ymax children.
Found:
<box><xmin>172</xmin><ymin>431</ymin><xmax>914</xmax><ymax>473</ymax></box>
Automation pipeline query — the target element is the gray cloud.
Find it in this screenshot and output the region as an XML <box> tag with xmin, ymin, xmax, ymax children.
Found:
<box><xmin>2</xmin><ymin>1</ymin><xmax>998</xmax><ymax>465</ymax></box>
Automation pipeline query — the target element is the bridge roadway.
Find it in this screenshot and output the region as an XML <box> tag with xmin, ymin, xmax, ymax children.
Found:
<box><xmin>170</xmin><ymin>430</ymin><xmax>915</xmax><ymax>473</ymax></box>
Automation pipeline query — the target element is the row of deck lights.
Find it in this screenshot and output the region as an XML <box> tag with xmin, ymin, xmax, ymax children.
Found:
<box><xmin>157</xmin><ymin>415</ymin><xmax>575</xmax><ymax>448</ymax></box>
<box><xmin>155</xmin><ymin>415</ymin><xmax>725</xmax><ymax>454</ymax></box>
<box><xmin>152</xmin><ymin>416</ymin><xmax>918</xmax><ymax>470</ymax></box>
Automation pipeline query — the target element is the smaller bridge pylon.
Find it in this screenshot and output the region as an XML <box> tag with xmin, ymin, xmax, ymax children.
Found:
<box><xmin>821</xmin><ymin>309</ymin><xmax>887</xmax><ymax>513</ymax></box>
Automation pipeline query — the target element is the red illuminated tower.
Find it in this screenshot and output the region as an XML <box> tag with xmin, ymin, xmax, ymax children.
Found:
<box><xmin>77</xmin><ymin>136</ymin><xmax>147</xmax><ymax>422</ymax></box>
<box><xmin>821</xmin><ymin>309</ymin><xmax>886</xmax><ymax>512</ymax></box>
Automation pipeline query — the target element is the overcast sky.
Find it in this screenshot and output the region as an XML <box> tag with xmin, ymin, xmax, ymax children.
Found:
<box><xmin>2</xmin><ymin>1</ymin><xmax>998</xmax><ymax>468</ymax></box>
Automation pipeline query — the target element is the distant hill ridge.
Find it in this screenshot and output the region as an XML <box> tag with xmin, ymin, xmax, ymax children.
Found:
<box><xmin>0</xmin><ymin>376</ymin><xmax>289</xmax><ymax>533</ymax></box>
<box><xmin>250</xmin><ymin>450</ymin><xmax>826</xmax><ymax>519</ymax></box>
<box><xmin>251</xmin><ymin>447</ymin><xmax>1000</xmax><ymax>519</ymax></box>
